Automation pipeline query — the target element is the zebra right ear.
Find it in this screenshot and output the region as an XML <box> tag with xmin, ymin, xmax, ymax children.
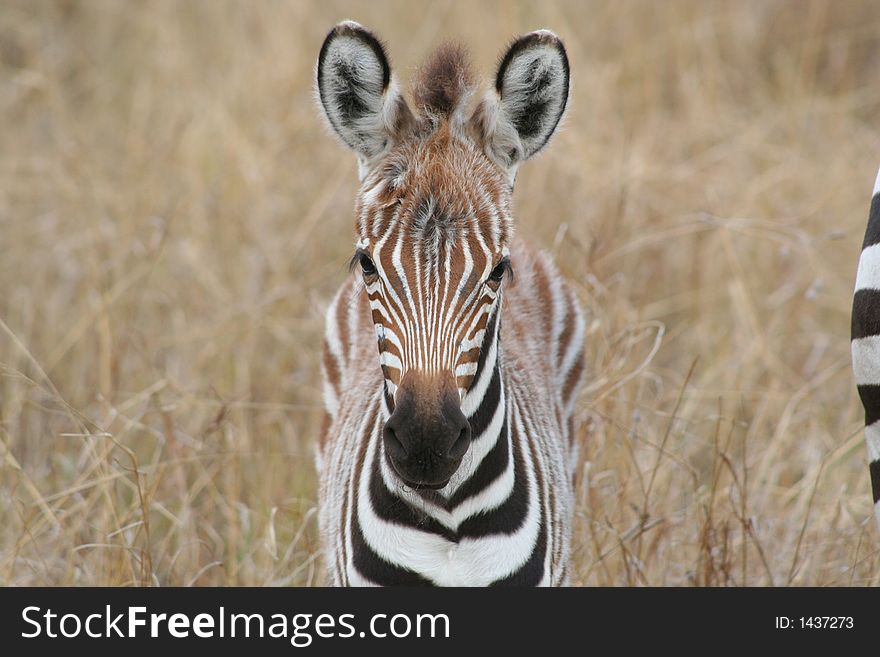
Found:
<box><xmin>316</xmin><ymin>21</ymin><xmax>414</xmax><ymax>176</ymax></box>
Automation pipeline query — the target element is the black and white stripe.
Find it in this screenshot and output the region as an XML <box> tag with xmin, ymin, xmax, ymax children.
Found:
<box><xmin>851</xmin><ymin>166</ymin><xmax>880</xmax><ymax>530</ymax></box>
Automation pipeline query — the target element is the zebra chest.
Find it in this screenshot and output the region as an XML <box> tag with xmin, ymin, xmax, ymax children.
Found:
<box><xmin>349</xmin><ymin>517</ymin><xmax>546</xmax><ymax>586</ymax></box>
<box><xmin>348</xmin><ymin>424</ymin><xmax>549</xmax><ymax>586</ymax></box>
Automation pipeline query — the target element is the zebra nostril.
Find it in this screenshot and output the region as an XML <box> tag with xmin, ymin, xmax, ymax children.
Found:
<box><xmin>383</xmin><ymin>424</ymin><xmax>408</xmax><ymax>460</ymax></box>
<box><xmin>448</xmin><ymin>424</ymin><xmax>471</xmax><ymax>459</ymax></box>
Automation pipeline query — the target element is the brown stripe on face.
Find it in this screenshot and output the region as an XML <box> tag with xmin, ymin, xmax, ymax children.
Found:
<box><xmin>376</xmin><ymin>241</ymin><xmax>405</xmax><ymax>308</ymax></box>
<box><xmin>458</xmin><ymin>290</ymin><xmax>494</xmax><ymax>336</ymax></box>
<box><xmin>450</xmin><ymin>283</ymin><xmax>497</xmax><ymax>391</ymax></box>
<box><xmin>397</xmin><ymin>218</ymin><xmax>419</xmax><ymax>319</ymax></box>
<box><xmin>379</xmin><ymin>340</ymin><xmax>403</xmax><ymax>388</ymax></box>
<box><xmin>381</xmin><ymin>365</ymin><xmax>402</xmax><ymax>388</ymax></box>
<box><xmin>455</xmin><ymin>349</ymin><xmax>481</xmax><ymax>391</ymax></box>
<box><xmin>371</xmin><ymin>310</ymin><xmax>403</xmax><ymax>363</ymax></box>
<box><xmin>464</xmin><ymin>241</ymin><xmax>490</xmax><ymax>295</ymax></box>
<box><xmin>457</xmin><ymin>346</ymin><xmax>482</xmax><ymax>365</ymax></box>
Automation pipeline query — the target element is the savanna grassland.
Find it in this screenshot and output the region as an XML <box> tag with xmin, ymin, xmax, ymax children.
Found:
<box><xmin>1</xmin><ymin>0</ymin><xmax>879</xmax><ymax>586</ymax></box>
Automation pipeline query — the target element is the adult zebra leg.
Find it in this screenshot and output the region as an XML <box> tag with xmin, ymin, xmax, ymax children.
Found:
<box><xmin>851</xmin><ymin>166</ymin><xmax>880</xmax><ymax>532</ymax></box>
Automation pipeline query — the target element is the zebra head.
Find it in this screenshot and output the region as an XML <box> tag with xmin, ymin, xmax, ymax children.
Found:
<box><xmin>317</xmin><ymin>21</ymin><xmax>570</xmax><ymax>489</ymax></box>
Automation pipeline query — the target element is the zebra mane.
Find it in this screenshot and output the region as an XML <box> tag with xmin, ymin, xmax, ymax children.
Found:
<box><xmin>411</xmin><ymin>42</ymin><xmax>475</xmax><ymax>120</ymax></box>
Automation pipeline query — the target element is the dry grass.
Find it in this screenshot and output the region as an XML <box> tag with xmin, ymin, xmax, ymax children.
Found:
<box><xmin>1</xmin><ymin>0</ymin><xmax>879</xmax><ymax>586</ymax></box>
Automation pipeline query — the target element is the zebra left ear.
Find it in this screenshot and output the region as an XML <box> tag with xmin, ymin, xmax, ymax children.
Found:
<box><xmin>473</xmin><ymin>31</ymin><xmax>570</xmax><ymax>179</ymax></box>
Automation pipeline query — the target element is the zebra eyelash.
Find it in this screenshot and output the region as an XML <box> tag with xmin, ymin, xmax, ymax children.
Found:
<box><xmin>488</xmin><ymin>257</ymin><xmax>513</xmax><ymax>283</ymax></box>
<box><xmin>349</xmin><ymin>249</ymin><xmax>377</xmax><ymax>276</ymax></box>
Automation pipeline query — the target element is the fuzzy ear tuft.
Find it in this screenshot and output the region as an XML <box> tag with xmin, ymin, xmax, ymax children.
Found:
<box><xmin>316</xmin><ymin>21</ymin><xmax>413</xmax><ymax>170</ymax></box>
<box><xmin>474</xmin><ymin>30</ymin><xmax>570</xmax><ymax>176</ymax></box>
<box><xmin>412</xmin><ymin>42</ymin><xmax>474</xmax><ymax>118</ymax></box>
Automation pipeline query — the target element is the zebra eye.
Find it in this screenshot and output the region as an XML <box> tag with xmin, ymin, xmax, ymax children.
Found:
<box><xmin>359</xmin><ymin>253</ymin><xmax>377</xmax><ymax>276</ymax></box>
<box><xmin>488</xmin><ymin>258</ymin><xmax>510</xmax><ymax>283</ymax></box>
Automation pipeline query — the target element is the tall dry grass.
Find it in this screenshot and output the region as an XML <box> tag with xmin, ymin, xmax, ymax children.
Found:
<box><xmin>1</xmin><ymin>0</ymin><xmax>879</xmax><ymax>586</ymax></box>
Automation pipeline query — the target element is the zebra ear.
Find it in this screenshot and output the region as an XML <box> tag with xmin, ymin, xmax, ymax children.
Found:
<box><xmin>474</xmin><ymin>31</ymin><xmax>570</xmax><ymax>178</ymax></box>
<box><xmin>316</xmin><ymin>21</ymin><xmax>414</xmax><ymax>175</ymax></box>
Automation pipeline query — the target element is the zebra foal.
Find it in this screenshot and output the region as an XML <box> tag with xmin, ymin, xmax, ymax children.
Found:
<box><xmin>315</xmin><ymin>21</ymin><xmax>585</xmax><ymax>585</ymax></box>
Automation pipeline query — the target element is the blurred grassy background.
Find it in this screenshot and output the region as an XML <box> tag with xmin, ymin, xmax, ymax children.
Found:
<box><xmin>1</xmin><ymin>0</ymin><xmax>879</xmax><ymax>585</ymax></box>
